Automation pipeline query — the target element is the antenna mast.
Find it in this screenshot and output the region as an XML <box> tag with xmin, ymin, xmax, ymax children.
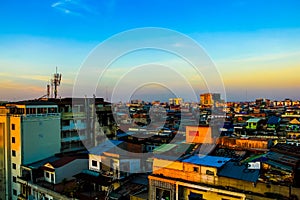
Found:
<box><xmin>51</xmin><ymin>67</ymin><xmax>62</xmax><ymax>99</ymax></box>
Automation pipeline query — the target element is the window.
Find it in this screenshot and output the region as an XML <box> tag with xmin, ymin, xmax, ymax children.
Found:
<box><xmin>12</xmin><ymin>137</ymin><xmax>15</xmax><ymax>143</ymax></box>
<box><xmin>62</xmin><ymin>120</ymin><xmax>70</xmax><ymax>126</ymax></box>
<box><xmin>12</xmin><ymin>163</ymin><xmax>16</xmax><ymax>169</ymax></box>
<box><xmin>13</xmin><ymin>189</ymin><xmax>17</xmax><ymax>196</ymax></box>
<box><xmin>12</xmin><ymin>150</ymin><xmax>16</xmax><ymax>157</ymax></box>
<box><xmin>51</xmin><ymin>174</ymin><xmax>54</xmax><ymax>182</ymax></box>
<box><xmin>45</xmin><ymin>172</ymin><xmax>49</xmax><ymax>178</ymax></box>
<box><xmin>92</xmin><ymin>160</ymin><xmax>97</xmax><ymax>167</ymax></box>
<box><xmin>13</xmin><ymin>176</ymin><xmax>16</xmax><ymax>183</ymax></box>
<box><xmin>156</xmin><ymin>188</ymin><xmax>171</xmax><ymax>200</ymax></box>
<box><xmin>11</xmin><ymin>124</ymin><xmax>15</xmax><ymax>130</ymax></box>
<box><xmin>189</xmin><ymin>192</ymin><xmax>203</xmax><ymax>200</ymax></box>
<box><xmin>206</xmin><ymin>170</ymin><xmax>214</xmax><ymax>176</ymax></box>
<box><xmin>193</xmin><ymin>167</ymin><xmax>199</xmax><ymax>173</ymax></box>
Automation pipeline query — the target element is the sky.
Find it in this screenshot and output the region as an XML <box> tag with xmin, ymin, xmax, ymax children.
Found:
<box><xmin>1</xmin><ymin>0</ymin><xmax>300</xmax><ymax>102</ymax></box>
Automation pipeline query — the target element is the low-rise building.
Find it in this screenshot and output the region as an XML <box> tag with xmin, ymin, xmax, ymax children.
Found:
<box><xmin>149</xmin><ymin>152</ymin><xmax>300</xmax><ymax>200</ymax></box>
<box><xmin>17</xmin><ymin>154</ymin><xmax>88</xmax><ymax>200</ymax></box>
<box><xmin>246</xmin><ymin>118</ymin><xmax>264</xmax><ymax>131</ymax></box>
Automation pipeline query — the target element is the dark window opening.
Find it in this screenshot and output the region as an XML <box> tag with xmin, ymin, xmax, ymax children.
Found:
<box><xmin>92</xmin><ymin>160</ymin><xmax>97</xmax><ymax>167</ymax></box>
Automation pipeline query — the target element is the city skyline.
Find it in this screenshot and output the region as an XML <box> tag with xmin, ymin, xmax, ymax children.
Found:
<box><xmin>1</xmin><ymin>0</ymin><xmax>300</xmax><ymax>101</ymax></box>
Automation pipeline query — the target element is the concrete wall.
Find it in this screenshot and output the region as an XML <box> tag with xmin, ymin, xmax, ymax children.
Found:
<box><xmin>44</xmin><ymin>170</ymin><xmax>55</xmax><ymax>183</ymax></box>
<box><xmin>186</xmin><ymin>126</ymin><xmax>212</xmax><ymax>144</ymax></box>
<box><xmin>0</xmin><ymin>117</ymin><xmax>10</xmax><ymax>200</ymax></box>
<box><xmin>149</xmin><ymin>177</ymin><xmax>176</xmax><ymax>200</ymax></box>
<box><xmin>153</xmin><ymin>159</ymin><xmax>217</xmax><ymax>184</ymax></box>
<box><xmin>149</xmin><ymin>175</ymin><xmax>289</xmax><ymax>200</ymax></box>
<box><xmin>152</xmin><ymin>158</ymin><xmax>300</xmax><ymax>199</ymax></box>
<box><xmin>10</xmin><ymin>116</ymin><xmax>22</xmax><ymax>200</ymax></box>
<box><xmin>22</xmin><ymin>115</ymin><xmax>61</xmax><ymax>164</ymax></box>
<box><xmin>89</xmin><ymin>154</ymin><xmax>101</xmax><ymax>172</ymax></box>
<box><xmin>120</xmin><ymin>159</ymin><xmax>140</xmax><ymax>173</ymax></box>
<box><xmin>184</xmin><ymin>187</ymin><xmax>244</xmax><ymax>200</ymax></box>
<box><xmin>55</xmin><ymin>158</ymin><xmax>88</xmax><ymax>184</ymax></box>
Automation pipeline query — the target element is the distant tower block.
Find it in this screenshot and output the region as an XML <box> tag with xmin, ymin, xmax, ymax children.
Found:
<box><xmin>51</xmin><ymin>67</ymin><xmax>62</xmax><ymax>99</ymax></box>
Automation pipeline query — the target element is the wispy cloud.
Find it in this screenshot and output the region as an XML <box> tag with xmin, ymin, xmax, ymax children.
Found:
<box><xmin>217</xmin><ymin>51</ymin><xmax>300</xmax><ymax>66</ymax></box>
<box><xmin>51</xmin><ymin>0</ymin><xmax>98</xmax><ymax>17</ymax></box>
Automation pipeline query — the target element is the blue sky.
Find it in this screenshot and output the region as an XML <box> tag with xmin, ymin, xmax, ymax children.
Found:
<box><xmin>1</xmin><ymin>0</ymin><xmax>300</xmax><ymax>101</ymax></box>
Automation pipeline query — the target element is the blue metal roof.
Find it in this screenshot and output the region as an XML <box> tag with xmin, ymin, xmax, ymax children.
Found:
<box><xmin>82</xmin><ymin>169</ymin><xmax>100</xmax><ymax>177</ymax></box>
<box><xmin>218</xmin><ymin>161</ymin><xmax>260</xmax><ymax>182</ymax></box>
<box><xmin>182</xmin><ymin>155</ymin><xmax>231</xmax><ymax>168</ymax></box>
<box><xmin>267</xmin><ymin>116</ymin><xmax>281</xmax><ymax>125</ymax></box>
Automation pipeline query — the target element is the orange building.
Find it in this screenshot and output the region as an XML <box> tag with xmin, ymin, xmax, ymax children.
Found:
<box><xmin>217</xmin><ymin>137</ymin><xmax>272</xmax><ymax>150</ymax></box>
<box><xmin>186</xmin><ymin>126</ymin><xmax>220</xmax><ymax>144</ymax></box>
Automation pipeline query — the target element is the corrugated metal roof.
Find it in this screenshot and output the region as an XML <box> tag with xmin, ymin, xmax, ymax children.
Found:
<box><xmin>182</xmin><ymin>155</ymin><xmax>231</xmax><ymax>168</ymax></box>
<box><xmin>218</xmin><ymin>161</ymin><xmax>260</xmax><ymax>182</ymax></box>
<box><xmin>267</xmin><ymin>116</ymin><xmax>281</xmax><ymax>125</ymax></box>
<box><xmin>246</xmin><ymin>118</ymin><xmax>262</xmax><ymax>123</ymax></box>
<box><xmin>265</xmin><ymin>160</ymin><xmax>293</xmax><ymax>172</ymax></box>
<box><xmin>89</xmin><ymin>140</ymin><xmax>123</xmax><ymax>155</ymax></box>
<box><xmin>26</xmin><ymin>156</ymin><xmax>59</xmax><ymax>169</ymax></box>
<box><xmin>48</xmin><ymin>156</ymin><xmax>78</xmax><ymax>168</ymax></box>
<box><xmin>153</xmin><ymin>144</ymin><xmax>177</xmax><ymax>153</ymax></box>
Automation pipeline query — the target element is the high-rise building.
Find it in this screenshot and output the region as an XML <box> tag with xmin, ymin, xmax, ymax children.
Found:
<box><xmin>0</xmin><ymin>101</ymin><xmax>61</xmax><ymax>199</ymax></box>
<box><xmin>200</xmin><ymin>93</ymin><xmax>221</xmax><ymax>107</ymax></box>
<box><xmin>169</xmin><ymin>98</ymin><xmax>183</xmax><ymax>106</ymax></box>
<box><xmin>45</xmin><ymin>97</ymin><xmax>115</xmax><ymax>152</ymax></box>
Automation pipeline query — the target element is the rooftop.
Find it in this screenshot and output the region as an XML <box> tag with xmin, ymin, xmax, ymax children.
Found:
<box><xmin>6</xmin><ymin>101</ymin><xmax>57</xmax><ymax>106</ymax></box>
<box><xmin>289</xmin><ymin>118</ymin><xmax>300</xmax><ymax>124</ymax></box>
<box><xmin>246</xmin><ymin>118</ymin><xmax>263</xmax><ymax>123</ymax></box>
<box><xmin>48</xmin><ymin>156</ymin><xmax>80</xmax><ymax>168</ymax></box>
<box><xmin>218</xmin><ymin>161</ymin><xmax>260</xmax><ymax>182</ymax></box>
<box><xmin>89</xmin><ymin>140</ymin><xmax>123</xmax><ymax>155</ymax></box>
<box><xmin>182</xmin><ymin>155</ymin><xmax>231</xmax><ymax>168</ymax></box>
<box><xmin>267</xmin><ymin>116</ymin><xmax>281</xmax><ymax>124</ymax></box>
<box><xmin>271</xmin><ymin>143</ymin><xmax>300</xmax><ymax>158</ymax></box>
<box><xmin>24</xmin><ymin>156</ymin><xmax>60</xmax><ymax>169</ymax></box>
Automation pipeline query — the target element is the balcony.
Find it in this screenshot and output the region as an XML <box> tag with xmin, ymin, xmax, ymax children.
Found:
<box><xmin>21</xmin><ymin>113</ymin><xmax>60</xmax><ymax>118</ymax></box>
<box><xmin>61</xmin><ymin>135</ymin><xmax>87</xmax><ymax>142</ymax></box>
<box><xmin>62</xmin><ymin>123</ymin><xmax>86</xmax><ymax>131</ymax></box>
<box><xmin>61</xmin><ymin>112</ymin><xmax>86</xmax><ymax>120</ymax></box>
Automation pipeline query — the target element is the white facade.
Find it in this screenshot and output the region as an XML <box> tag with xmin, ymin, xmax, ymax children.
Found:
<box><xmin>89</xmin><ymin>153</ymin><xmax>141</xmax><ymax>179</ymax></box>
<box><xmin>89</xmin><ymin>154</ymin><xmax>101</xmax><ymax>172</ymax></box>
<box><xmin>43</xmin><ymin>158</ymin><xmax>88</xmax><ymax>184</ymax></box>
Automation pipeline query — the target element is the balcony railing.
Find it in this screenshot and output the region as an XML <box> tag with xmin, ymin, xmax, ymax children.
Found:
<box><xmin>61</xmin><ymin>112</ymin><xmax>86</xmax><ymax>119</ymax></box>
<box><xmin>61</xmin><ymin>135</ymin><xmax>87</xmax><ymax>142</ymax></box>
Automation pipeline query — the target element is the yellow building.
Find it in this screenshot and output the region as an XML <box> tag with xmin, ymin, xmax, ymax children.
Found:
<box><xmin>169</xmin><ymin>98</ymin><xmax>183</xmax><ymax>106</ymax></box>
<box><xmin>148</xmin><ymin>153</ymin><xmax>299</xmax><ymax>200</ymax></box>
<box><xmin>0</xmin><ymin>101</ymin><xmax>61</xmax><ymax>200</ymax></box>
<box><xmin>149</xmin><ymin>155</ymin><xmax>247</xmax><ymax>200</ymax></box>
<box><xmin>200</xmin><ymin>93</ymin><xmax>221</xmax><ymax>107</ymax></box>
